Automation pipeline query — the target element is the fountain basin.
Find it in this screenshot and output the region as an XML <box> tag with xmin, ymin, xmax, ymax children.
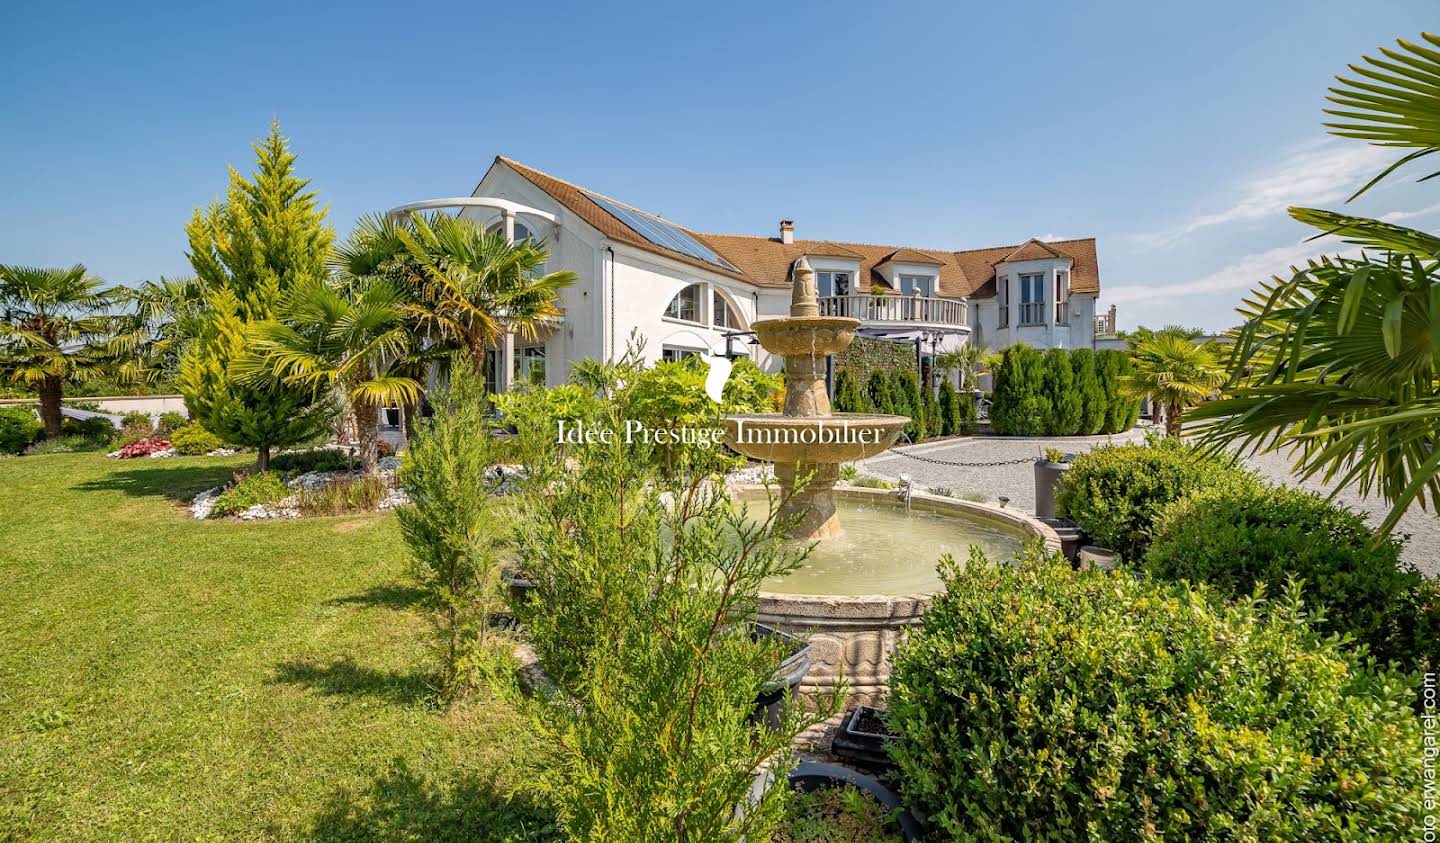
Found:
<box><xmin>722</xmin><ymin>413</ymin><xmax>907</xmax><ymax>464</ymax></box>
<box><xmin>738</xmin><ymin>485</ymin><xmax>1061</xmax><ymax>705</ymax></box>
<box><xmin>751</xmin><ymin>316</ymin><xmax>860</xmax><ymax>356</ymax></box>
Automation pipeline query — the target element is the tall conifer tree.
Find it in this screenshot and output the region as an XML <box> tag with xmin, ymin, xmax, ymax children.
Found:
<box><xmin>179</xmin><ymin>122</ymin><xmax>333</xmax><ymax>471</ymax></box>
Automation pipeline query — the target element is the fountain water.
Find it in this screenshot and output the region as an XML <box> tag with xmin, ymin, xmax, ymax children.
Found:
<box><xmin>722</xmin><ymin>257</ymin><xmax>908</xmax><ymax>539</ymax></box>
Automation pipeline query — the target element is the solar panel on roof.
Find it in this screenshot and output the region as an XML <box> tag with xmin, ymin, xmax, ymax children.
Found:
<box><xmin>583</xmin><ymin>191</ymin><xmax>738</xmax><ymax>272</ymax></box>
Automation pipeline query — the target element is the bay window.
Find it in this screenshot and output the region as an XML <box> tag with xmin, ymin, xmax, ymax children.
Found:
<box><xmin>1019</xmin><ymin>273</ymin><xmax>1045</xmax><ymax>325</ymax></box>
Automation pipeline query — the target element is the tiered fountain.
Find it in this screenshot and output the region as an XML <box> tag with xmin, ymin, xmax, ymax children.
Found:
<box><xmin>722</xmin><ymin>257</ymin><xmax>907</xmax><ymax>539</ymax></box>
<box><xmin>723</xmin><ymin>257</ymin><xmax>1057</xmax><ymax>704</ymax></box>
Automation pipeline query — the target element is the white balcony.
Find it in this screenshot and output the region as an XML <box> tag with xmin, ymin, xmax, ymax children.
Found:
<box><xmin>816</xmin><ymin>294</ymin><xmax>968</xmax><ymax>335</ymax></box>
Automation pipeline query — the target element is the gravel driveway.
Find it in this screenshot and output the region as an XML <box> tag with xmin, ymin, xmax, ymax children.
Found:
<box><xmin>857</xmin><ymin>428</ymin><xmax>1439</xmax><ymax>576</ymax></box>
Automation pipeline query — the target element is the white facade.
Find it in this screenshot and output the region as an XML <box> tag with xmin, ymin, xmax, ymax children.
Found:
<box><xmin>397</xmin><ymin>159</ymin><xmax>1104</xmax><ymax>391</ymax></box>
<box><xmin>971</xmin><ymin>256</ymin><xmax>1099</xmax><ymax>351</ymax></box>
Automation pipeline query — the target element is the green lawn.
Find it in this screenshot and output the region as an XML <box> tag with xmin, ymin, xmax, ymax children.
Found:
<box><xmin>0</xmin><ymin>453</ymin><xmax>552</xmax><ymax>841</ymax></box>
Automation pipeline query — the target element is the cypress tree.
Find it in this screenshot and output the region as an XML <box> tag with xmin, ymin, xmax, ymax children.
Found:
<box><xmin>1042</xmin><ymin>348</ymin><xmax>1081</xmax><ymax>435</ymax></box>
<box><xmin>831</xmin><ymin>368</ymin><xmax>859</xmax><ymax>413</ymax></box>
<box><xmin>866</xmin><ymin>370</ymin><xmax>894</xmax><ymax>414</ymax></box>
<box><xmin>958</xmin><ymin>391</ymin><xmax>979</xmax><ymax>434</ymax></box>
<box><xmin>1097</xmin><ymin>349</ymin><xmax>1140</xmax><ymax>434</ymax></box>
<box><xmin>921</xmin><ymin>377</ymin><xmax>940</xmax><ymax>440</ymax></box>
<box><xmin>179</xmin><ymin>122</ymin><xmax>334</xmax><ymax>472</ymax></box>
<box><xmin>938</xmin><ymin>380</ymin><xmax>959</xmax><ymax>435</ymax></box>
<box><xmin>990</xmin><ymin>345</ymin><xmax>1050</xmax><ymax>435</ymax></box>
<box><xmin>891</xmin><ymin>369</ymin><xmax>924</xmax><ymax>441</ymax></box>
<box><xmin>1071</xmin><ymin>347</ymin><xmax>1106</xmax><ymax>435</ymax></box>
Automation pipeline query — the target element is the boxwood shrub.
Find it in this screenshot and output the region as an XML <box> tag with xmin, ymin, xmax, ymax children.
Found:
<box><xmin>170</xmin><ymin>423</ymin><xmax>223</xmax><ymax>456</ymax></box>
<box><xmin>887</xmin><ymin>545</ymin><xmax>1424</xmax><ymax>840</ymax></box>
<box><xmin>1056</xmin><ymin>438</ymin><xmax>1253</xmax><ymax>560</ymax></box>
<box><xmin>1144</xmin><ymin>483</ymin><xmax>1438</xmax><ymax>672</ymax></box>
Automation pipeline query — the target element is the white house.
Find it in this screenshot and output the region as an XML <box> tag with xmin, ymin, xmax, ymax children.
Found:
<box><xmin>389</xmin><ymin>157</ymin><xmax>1112</xmax><ymax>391</ymax></box>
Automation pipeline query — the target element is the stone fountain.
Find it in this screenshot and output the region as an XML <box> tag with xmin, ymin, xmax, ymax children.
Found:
<box><xmin>723</xmin><ymin>257</ymin><xmax>908</xmax><ymax>540</ymax></box>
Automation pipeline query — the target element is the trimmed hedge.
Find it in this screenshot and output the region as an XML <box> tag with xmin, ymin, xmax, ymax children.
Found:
<box><xmin>1056</xmin><ymin>438</ymin><xmax>1254</xmax><ymax>560</ymax></box>
<box><xmin>888</xmin><ymin>544</ymin><xmax>1425</xmax><ymax>840</ymax></box>
<box><xmin>1144</xmin><ymin>483</ymin><xmax>1439</xmax><ymax>672</ymax></box>
<box><xmin>990</xmin><ymin>346</ymin><xmax>1136</xmax><ymax>436</ymax></box>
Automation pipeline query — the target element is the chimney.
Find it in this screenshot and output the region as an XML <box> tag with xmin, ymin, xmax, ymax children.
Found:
<box><xmin>779</xmin><ymin>219</ymin><xmax>794</xmax><ymax>245</ymax></box>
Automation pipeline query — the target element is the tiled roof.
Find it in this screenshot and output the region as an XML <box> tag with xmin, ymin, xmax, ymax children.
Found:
<box><xmin>879</xmin><ymin>247</ymin><xmax>946</xmax><ymax>265</ymax></box>
<box><xmin>495</xmin><ymin>157</ymin><xmax>751</xmax><ymax>282</ymax></box>
<box><xmin>491</xmin><ymin>157</ymin><xmax>1099</xmax><ymax>297</ymax></box>
<box><xmin>1000</xmin><ymin>239</ymin><xmax>1064</xmax><ymax>263</ymax></box>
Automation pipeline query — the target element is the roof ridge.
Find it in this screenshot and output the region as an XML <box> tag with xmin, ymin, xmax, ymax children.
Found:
<box><xmin>703</xmin><ymin>231</ymin><xmax>1095</xmax><ymax>258</ymax></box>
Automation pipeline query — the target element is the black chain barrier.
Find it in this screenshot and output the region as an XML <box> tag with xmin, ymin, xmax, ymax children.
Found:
<box><xmin>880</xmin><ymin>447</ymin><xmax>1038</xmax><ymax>469</ymax></box>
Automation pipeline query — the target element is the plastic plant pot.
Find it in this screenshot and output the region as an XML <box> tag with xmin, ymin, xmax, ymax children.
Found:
<box><xmin>751</xmin><ymin>622</ymin><xmax>812</xmax><ymax>731</ymax></box>
<box><xmin>1033</xmin><ymin>456</ymin><xmax>1072</xmax><ymax>519</ymax></box>
<box><xmin>831</xmin><ymin>705</ymin><xmax>899</xmax><ymax>773</ymax></box>
<box><xmin>786</xmin><ymin>761</ymin><xmax>922</xmax><ymax>842</ymax></box>
<box><xmin>1038</xmin><ymin>516</ymin><xmax>1084</xmax><ymax>563</ymax></box>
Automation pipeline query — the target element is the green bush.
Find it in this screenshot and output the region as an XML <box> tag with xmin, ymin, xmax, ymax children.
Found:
<box><xmin>1043</xmin><ymin>348</ymin><xmax>1082</xmax><ymax>435</ymax></box>
<box><xmin>1145</xmin><ymin>483</ymin><xmax>1437</xmax><ymax>672</ymax></box>
<box><xmin>62</xmin><ymin>416</ymin><xmax>117</xmax><ymax>441</ymax></box>
<box><xmin>170</xmin><ymin>424</ymin><xmax>223</xmax><ymax>456</ymax></box>
<box><xmin>24</xmin><ymin>435</ymin><xmax>112</xmax><ymax>455</ymax></box>
<box><xmin>209</xmin><ymin>472</ymin><xmax>290</xmax><ymax>518</ymax></box>
<box><xmin>269</xmin><ymin>448</ymin><xmax>358</xmax><ymax>474</ymax></box>
<box><xmin>721</xmin><ymin>357</ymin><xmax>782</xmax><ymax>414</ymax></box>
<box><xmin>1056</xmin><ymin>439</ymin><xmax>1253</xmax><ymax>560</ymax></box>
<box><xmin>0</xmin><ymin>407</ymin><xmax>42</xmax><ymax>454</ymax></box>
<box><xmin>1070</xmin><ymin>347</ymin><xmax>1106</xmax><ymax>435</ymax></box>
<box><xmin>888</xmin><ymin>544</ymin><xmax>1425</xmax><ymax>840</ymax></box>
<box><xmin>922</xmin><ymin>381</ymin><xmax>941</xmax><ymax>439</ymax></box>
<box><xmin>155</xmin><ymin>411</ymin><xmax>188</xmax><ymax>435</ymax></box>
<box><xmin>1098</xmin><ymin>349</ymin><xmax>1139</xmax><ymax>433</ymax></box>
<box><xmin>989</xmin><ymin>345</ymin><xmax>1050</xmax><ymax>435</ymax></box>
<box><xmin>891</xmin><ymin>370</ymin><xmax>923</xmax><ymax>442</ymax></box>
<box><xmin>938</xmin><ymin>381</ymin><xmax>958</xmax><ymax>436</ymax></box>
<box><xmin>958</xmin><ymin>391</ymin><xmax>978</xmax><ymax>434</ymax></box>
<box><xmin>831</xmin><ymin>368</ymin><xmax>863</xmax><ymax>413</ymax></box>
<box><xmin>866</xmin><ymin>370</ymin><xmax>894</xmax><ymax>414</ymax></box>
<box><xmin>120</xmin><ymin>411</ymin><xmax>154</xmax><ymax>439</ymax></box>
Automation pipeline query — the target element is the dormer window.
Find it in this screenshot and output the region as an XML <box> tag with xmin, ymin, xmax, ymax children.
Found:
<box><xmin>1019</xmin><ymin>273</ymin><xmax>1046</xmax><ymax>325</ymax></box>
<box><xmin>664</xmin><ymin>283</ymin><xmax>702</xmax><ymax>323</ymax></box>
<box><xmin>898</xmin><ymin>274</ymin><xmax>933</xmax><ymax>297</ymax></box>
<box><xmin>815</xmin><ymin>271</ymin><xmax>851</xmax><ymax>298</ymax></box>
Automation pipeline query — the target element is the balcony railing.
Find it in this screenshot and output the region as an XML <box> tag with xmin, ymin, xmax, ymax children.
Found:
<box><xmin>1095</xmin><ymin>305</ymin><xmax>1118</xmax><ymax>337</ymax></box>
<box><xmin>817</xmin><ymin>294</ymin><xmax>967</xmax><ymax>328</ymax></box>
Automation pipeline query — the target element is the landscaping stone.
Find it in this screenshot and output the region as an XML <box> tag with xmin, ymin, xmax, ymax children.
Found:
<box><xmin>189</xmin><ymin>487</ymin><xmax>220</xmax><ymax>520</ymax></box>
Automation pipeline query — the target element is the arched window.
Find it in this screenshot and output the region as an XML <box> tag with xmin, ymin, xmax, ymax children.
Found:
<box><xmin>712</xmin><ymin>289</ymin><xmax>742</xmax><ymax>329</ymax></box>
<box><xmin>664</xmin><ymin>284</ymin><xmax>702</xmax><ymax>323</ymax></box>
<box><xmin>486</xmin><ymin>219</ymin><xmax>535</xmax><ymax>243</ymax></box>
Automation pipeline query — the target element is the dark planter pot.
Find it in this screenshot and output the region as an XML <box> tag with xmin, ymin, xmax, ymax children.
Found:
<box><xmin>751</xmin><ymin>623</ymin><xmax>811</xmax><ymax>731</ymax></box>
<box><xmin>831</xmin><ymin>705</ymin><xmax>898</xmax><ymax>774</ymax></box>
<box><xmin>1078</xmin><ymin>545</ymin><xmax>1119</xmax><ymax>571</ymax></box>
<box><xmin>1038</xmin><ymin>516</ymin><xmax>1084</xmax><ymax>563</ymax></box>
<box><xmin>787</xmin><ymin>761</ymin><xmax>922</xmax><ymax>842</ymax></box>
<box><xmin>1033</xmin><ymin>458</ymin><xmax>1072</xmax><ymax>519</ymax></box>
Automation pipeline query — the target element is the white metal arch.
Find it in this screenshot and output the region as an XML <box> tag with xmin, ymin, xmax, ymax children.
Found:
<box><xmin>385</xmin><ymin>197</ymin><xmax>557</xmax><ymax>243</ymax></box>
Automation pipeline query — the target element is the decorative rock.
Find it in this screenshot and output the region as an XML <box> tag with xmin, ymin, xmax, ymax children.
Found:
<box><xmin>148</xmin><ymin>448</ymin><xmax>177</xmax><ymax>459</ymax></box>
<box><xmin>205</xmin><ymin>447</ymin><xmax>241</xmax><ymax>457</ymax></box>
<box><xmin>190</xmin><ymin>487</ymin><xmax>221</xmax><ymax>520</ymax></box>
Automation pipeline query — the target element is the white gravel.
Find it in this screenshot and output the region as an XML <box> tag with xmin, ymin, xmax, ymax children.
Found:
<box><xmin>856</xmin><ymin>428</ymin><xmax>1438</xmax><ymax>576</ymax></box>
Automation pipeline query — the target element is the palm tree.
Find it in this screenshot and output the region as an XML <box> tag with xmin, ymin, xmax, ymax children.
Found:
<box><xmin>243</xmin><ymin>278</ymin><xmax>423</xmax><ymax>474</ymax></box>
<box><xmin>0</xmin><ymin>264</ymin><xmax>119</xmax><ymax>438</ymax></box>
<box><xmin>109</xmin><ymin>275</ymin><xmax>211</xmax><ymax>387</ymax></box>
<box><xmin>935</xmin><ymin>344</ymin><xmax>986</xmax><ymax>391</ymax></box>
<box><xmin>1189</xmin><ymin>32</ymin><xmax>1440</xmax><ymax>535</ymax></box>
<box><xmin>397</xmin><ymin>213</ymin><xmax>578</xmax><ymax>375</ymax></box>
<box><xmin>1123</xmin><ymin>334</ymin><xmax>1225</xmax><ymax>437</ymax></box>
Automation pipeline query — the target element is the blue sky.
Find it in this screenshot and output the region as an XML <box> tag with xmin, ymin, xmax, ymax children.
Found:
<box><xmin>2</xmin><ymin>0</ymin><xmax>1436</xmax><ymax>332</ymax></box>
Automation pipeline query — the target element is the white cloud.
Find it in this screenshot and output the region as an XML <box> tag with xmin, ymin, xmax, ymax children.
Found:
<box><xmin>1380</xmin><ymin>202</ymin><xmax>1440</xmax><ymax>223</ymax></box>
<box><xmin>1037</xmin><ymin>233</ymin><xmax>1070</xmax><ymax>242</ymax></box>
<box><xmin>1104</xmin><ymin>236</ymin><xmax>1359</xmax><ymax>306</ymax></box>
<box><xmin>1132</xmin><ymin>139</ymin><xmax>1391</xmax><ymax>249</ymax></box>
